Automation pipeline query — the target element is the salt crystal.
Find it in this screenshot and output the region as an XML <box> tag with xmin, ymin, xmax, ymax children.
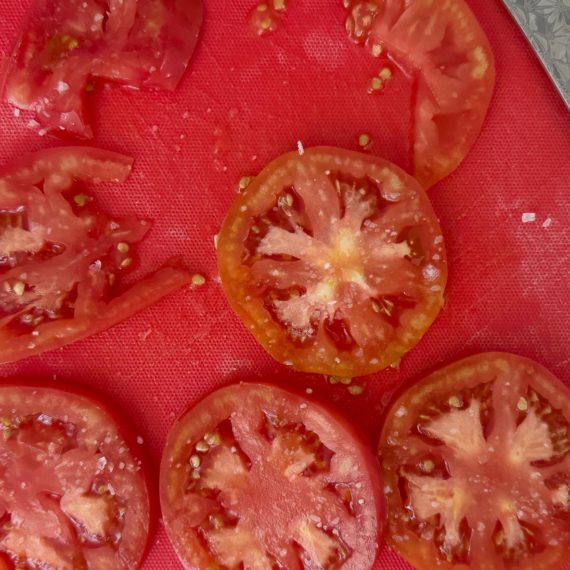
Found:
<box><xmin>521</xmin><ymin>212</ymin><xmax>536</xmax><ymax>223</ymax></box>
<box><xmin>542</xmin><ymin>217</ymin><xmax>552</xmax><ymax>228</ymax></box>
<box><xmin>297</xmin><ymin>140</ymin><xmax>305</xmax><ymax>156</ymax></box>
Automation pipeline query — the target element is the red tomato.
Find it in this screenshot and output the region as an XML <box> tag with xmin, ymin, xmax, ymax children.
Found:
<box><xmin>3</xmin><ymin>0</ymin><xmax>203</xmax><ymax>138</ymax></box>
<box><xmin>160</xmin><ymin>382</ymin><xmax>383</xmax><ymax>569</ymax></box>
<box><xmin>217</xmin><ymin>147</ymin><xmax>447</xmax><ymax>377</ymax></box>
<box><xmin>0</xmin><ymin>147</ymin><xmax>191</xmax><ymax>364</ymax></box>
<box><xmin>345</xmin><ymin>0</ymin><xmax>496</xmax><ymax>188</ymax></box>
<box><xmin>379</xmin><ymin>353</ymin><xmax>570</xmax><ymax>570</ymax></box>
<box><xmin>0</xmin><ymin>383</ymin><xmax>152</xmax><ymax>569</ymax></box>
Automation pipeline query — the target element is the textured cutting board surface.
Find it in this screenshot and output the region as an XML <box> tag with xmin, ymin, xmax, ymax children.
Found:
<box><xmin>0</xmin><ymin>0</ymin><xmax>569</xmax><ymax>568</ymax></box>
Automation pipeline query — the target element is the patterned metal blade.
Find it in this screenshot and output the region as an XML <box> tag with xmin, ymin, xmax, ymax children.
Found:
<box><xmin>502</xmin><ymin>0</ymin><xmax>570</xmax><ymax>109</ymax></box>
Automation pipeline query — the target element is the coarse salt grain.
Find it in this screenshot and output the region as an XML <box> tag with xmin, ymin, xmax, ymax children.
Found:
<box><xmin>521</xmin><ymin>212</ymin><xmax>536</xmax><ymax>223</ymax></box>
<box><xmin>297</xmin><ymin>140</ymin><xmax>305</xmax><ymax>155</ymax></box>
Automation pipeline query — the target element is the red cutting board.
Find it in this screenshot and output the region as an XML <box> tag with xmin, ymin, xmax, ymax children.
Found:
<box><xmin>0</xmin><ymin>0</ymin><xmax>569</xmax><ymax>568</ymax></box>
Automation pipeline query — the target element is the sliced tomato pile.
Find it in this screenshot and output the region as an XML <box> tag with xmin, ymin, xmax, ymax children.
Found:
<box><xmin>344</xmin><ymin>0</ymin><xmax>496</xmax><ymax>188</ymax></box>
<box><xmin>3</xmin><ymin>0</ymin><xmax>203</xmax><ymax>138</ymax></box>
<box><xmin>160</xmin><ymin>383</ymin><xmax>383</xmax><ymax>569</ymax></box>
<box><xmin>0</xmin><ymin>384</ymin><xmax>151</xmax><ymax>569</ymax></box>
<box><xmin>379</xmin><ymin>353</ymin><xmax>570</xmax><ymax>570</ymax></box>
<box><xmin>217</xmin><ymin>147</ymin><xmax>447</xmax><ymax>377</ymax></box>
<box><xmin>0</xmin><ymin>147</ymin><xmax>190</xmax><ymax>364</ymax></box>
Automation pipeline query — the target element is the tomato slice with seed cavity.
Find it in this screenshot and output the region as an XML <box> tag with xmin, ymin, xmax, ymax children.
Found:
<box><xmin>3</xmin><ymin>0</ymin><xmax>203</xmax><ymax>138</ymax></box>
<box><xmin>0</xmin><ymin>147</ymin><xmax>191</xmax><ymax>364</ymax></box>
<box><xmin>217</xmin><ymin>147</ymin><xmax>447</xmax><ymax>377</ymax></box>
<box><xmin>0</xmin><ymin>383</ymin><xmax>152</xmax><ymax>569</ymax></box>
<box><xmin>379</xmin><ymin>352</ymin><xmax>570</xmax><ymax>570</ymax></box>
<box><xmin>344</xmin><ymin>0</ymin><xmax>495</xmax><ymax>188</ymax></box>
<box><xmin>160</xmin><ymin>382</ymin><xmax>383</xmax><ymax>569</ymax></box>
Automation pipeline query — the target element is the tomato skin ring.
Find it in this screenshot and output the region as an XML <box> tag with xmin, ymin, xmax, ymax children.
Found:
<box><xmin>0</xmin><ymin>378</ymin><xmax>156</xmax><ymax>569</ymax></box>
<box><xmin>379</xmin><ymin>352</ymin><xmax>570</xmax><ymax>570</ymax></box>
<box><xmin>218</xmin><ymin>147</ymin><xmax>447</xmax><ymax>377</ymax></box>
<box><xmin>160</xmin><ymin>381</ymin><xmax>385</xmax><ymax>570</ymax></box>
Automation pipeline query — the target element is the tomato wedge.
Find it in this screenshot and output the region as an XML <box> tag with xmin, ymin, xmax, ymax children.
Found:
<box><xmin>3</xmin><ymin>0</ymin><xmax>203</xmax><ymax>138</ymax></box>
<box><xmin>0</xmin><ymin>383</ymin><xmax>152</xmax><ymax>569</ymax></box>
<box><xmin>160</xmin><ymin>382</ymin><xmax>383</xmax><ymax>569</ymax></box>
<box><xmin>0</xmin><ymin>147</ymin><xmax>191</xmax><ymax>364</ymax></box>
<box><xmin>344</xmin><ymin>0</ymin><xmax>496</xmax><ymax>188</ymax></box>
<box><xmin>217</xmin><ymin>147</ymin><xmax>447</xmax><ymax>377</ymax></box>
<box><xmin>379</xmin><ymin>353</ymin><xmax>570</xmax><ymax>570</ymax></box>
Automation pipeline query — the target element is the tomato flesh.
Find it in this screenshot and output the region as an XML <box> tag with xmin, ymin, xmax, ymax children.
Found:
<box><xmin>379</xmin><ymin>353</ymin><xmax>570</xmax><ymax>570</ymax></box>
<box><xmin>344</xmin><ymin>0</ymin><xmax>496</xmax><ymax>188</ymax></box>
<box><xmin>0</xmin><ymin>385</ymin><xmax>151</xmax><ymax>569</ymax></box>
<box><xmin>218</xmin><ymin>147</ymin><xmax>447</xmax><ymax>377</ymax></box>
<box><xmin>0</xmin><ymin>147</ymin><xmax>191</xmax><ymax>364</ymax></box>
<box><xmin>160</xmin><ymin>383</ymin><xmax>383</xmax><ymax>569</ymax></box>
<box><xmin>3</xmin><ymin>0</ymin><xmax>203</xmax><ymax>138</ymax></box>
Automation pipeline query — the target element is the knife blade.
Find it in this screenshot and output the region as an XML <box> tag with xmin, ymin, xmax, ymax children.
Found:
<box><xmin>502</xmin><ymin>0</ymin><xmax>570</xmax><ymax>109</ymax></box>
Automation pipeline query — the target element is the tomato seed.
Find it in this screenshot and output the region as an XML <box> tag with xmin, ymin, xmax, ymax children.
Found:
<box><xmin>448</xmin><ymin>396</ymin><xmax>461</xmax><ymax>408</ymax></box>
<box><xmin>517</xmin><ymin>397</ymin><xmax>528</xmax><ymax>411</ymax></box>
<box><xmin>195</xmin><ymin>441</ymin><xmax>209</xmax><ymax>453</ymax></box>
<box><xmin>12</xmin><ymin>281</ymin><xmax>25</xmax><ymax>296</ymax></box>
<box><xmin>120</xmin><ymin>258</ymin><xmax>133</xmax><ymax>268</ymax></box>
<box><xmin>371</xmin><ymin>44</ymin><xmax>382</xmax><ymax>57</ymax></box>
<box><xmin>273</xmin><ymin>0</ymin><xmax>286</xmax><ymax>10</ymax></box>
<box><xmin>239</xmin><ymin>176</ymin><xmax>252</xmax><ymax>190</ymax></box>
<box><xmin>189</xmin><ymin>455</ymin><xmax>201</xmax><ymax>468</ymax></box>
<box><xmin>117</xmin><ymin>242</ymin><xmax>130</xmax><ymax>253</ymax></box>
<box><xmin>191</xmin><ymin>274</ymin><xmax>206</xmax><ymax>286</ymax></box>
<box><xmin>348</xmin><ymin>385</ymin><xmax>364</xmax><ymax>396</ymax></box>
<box><xmin>358</xmin><ymin>133</ymin><xmax>371</xmax><ymax>148</ymax></box>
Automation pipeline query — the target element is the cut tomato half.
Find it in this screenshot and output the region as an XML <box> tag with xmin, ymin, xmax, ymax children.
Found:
<box><xmin>0</xmin><ymin>383</ymin><xmax>152</xmax><ymax>569</ymax></box>
<box><xmin>0</xmin><ymin>147</ymin><xmax>191</xmax><ymax>364</ymax></box>
<box><xmin>217</xmin><ymin>147</ymin><xmax>447</xmax><ymax>377</ymax></box>
<box><xmin>379</xmin><ymin>352</ymin><xmax>570</xmax><ymax>570</ymax></box>
<box><xmin>160</xmin><ymin>382</ymin><xmax>383</xmax><ymax>569</ymax></box>
<box><xmin>3</xmin><ymin>0</ymin><xmax>203</xmax><ymax>138</ymax></box>
<box><xmin>344</xmin><ymin>0</ymin><xmax>496</xmax><ymax>188</ymax></box>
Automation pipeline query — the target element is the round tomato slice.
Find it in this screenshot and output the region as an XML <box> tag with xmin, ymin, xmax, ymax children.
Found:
<box><xmin>0</xmin><ymin>383</ymin><xmax>152</xmax><ymax>569</ymax></box>
<box><xmin>0</xmin><ymin>147</ymin><xmax>191</xmax><ymax>364</ymax></box>
<box><xmin>344</xmin><ymin>0</ymin><xmax>496</xmax><ymax>188</ymax></box>
<box><xmin>160</xmin><ymin>382</ymin><xmax>383</xmax><ymax>570</ymax></box>
<box><xmin>379</xmin><ymin>352</ymin><xmax>570</xmax><ymax>570</ymax></box>
<box><xmin>3</xmin><ymin>0</ymin><xmax>203</xmax><ymax>138</ymax></box>
<box><xmin>217</xmin><ymin>147</ymin><xmax>447</xmax><ymax>377</ymax></box>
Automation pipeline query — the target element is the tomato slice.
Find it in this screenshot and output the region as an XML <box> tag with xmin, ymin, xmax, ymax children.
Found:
<box><xmin>3</xmin><ymin>0</ymin><xmax>203</xmax><ymax>138</ymax></box>
<box><xmin>217</xmin><ymin>147</ymin><xmax>447</xmax><ymax>377</ymax></box>
<box><xmin>379</xmin><ymin>352</ymin><xmax>570</xmax><ymax>570</ymax></box>
<box><xmin>344</xmin><ymin>0</ymin><xmax>496</xmax><ymax>188</ymax></box>
<box><xmin>0</xmin><ymin>383</ymin><xmax>152</xmax><ymax>569</ymax></box>
<box><xmin>0</xmin><ymin>147</ymin><xmax>191</xmax><ymax>364</ymax></box>
<box><xmin>160</xmin><ymin>382</ymin><xmax>383</xmax><ymax>570</ymax></box>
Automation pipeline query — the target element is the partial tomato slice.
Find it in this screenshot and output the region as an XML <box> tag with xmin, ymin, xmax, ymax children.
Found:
<box><xmin>217</xmin><ymin>147</ymin><xmax>447</xmax><ymax>377</ymax></box>
<box><xmin>3</xmin><ymin>0</ymin><xmax>203</xmax><ymax>138</ymax></box>
<box><xmin>0</xmin><ymin>383</ymin><xmax>152</xmax><ymax>569</ymax></box>
<box><xmin>344</xmin><ymin>0</ymin><xmax>496</xmax><ymax>188</ymax></box>
<box><xmin>160</xmin><ymin>383</ymin><xmax>383</xmax><ymax>570</ymax></box>
<box><xmin>0</xmin><ymin>147</ymin><xmax>191</xmax><ymax>364</ymax></box>
<box><xmin>379</xmin><ymin>353</ymin><xmax>570</xmax><ymax>570</ymax></box>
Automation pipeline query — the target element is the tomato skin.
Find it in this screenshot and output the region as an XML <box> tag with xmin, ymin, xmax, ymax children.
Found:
<box><xmin>218</xmin><ymin>147</ymin><xmax>447</xmax><ymax>377</ymax></box>
<box><xmin>3</xmin><ymin>0</ymin><xmax>203</xmax><ymax>138</ymax></box>
<box><xmin>0</xmin><ymin>380</ymin><xmax>155</xmax><ymax>569</ymax></box>
<box><xmin>160</xmin><ymin>382</ymin><xmax>384</xmax><ymax>570</ymax></box>
<box><xmin>0</xmin><ymin>147</ymin><xmax>191</xmax><ymax>365</ymax></box>
<box><xmin>379</xmin><ymin>353</ymin><xmax>570</xmax><ymax>570</ymax></box>
<box><xmin>345</xmin><ymin>0</ymin><xmax>496</xmax><ymax>188</ymax></box>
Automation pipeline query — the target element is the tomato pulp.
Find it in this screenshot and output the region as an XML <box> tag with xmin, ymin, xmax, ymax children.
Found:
<box><xmin>161</xmin><ymin>382</ymin><xmax>383</xmax><ymax>569</ymax></box>
<box><xmin>218</xmin><ymin>147</ymin><xmax>447</xmax><ymax>377</ymax></box>
<box><xmin>0</xmin><ymin>147</ymin><xmax>191</xmax><ymax>364</ymax></box>
<box><xmin>0</xmin><ymin>383</ymin><xmax>152</xmax><ymax>569</ymax></box>
<box><xmin>380</xmin><ymin>353</ymin><xmax>570</xmax><ymax>570</ymax></box>
<box><xmin>3</xmin><ymin>0</ymin><xmax>203</xmax><ymax>138</ymax></box>
<box><xmin>344</xmin><ymin>0</ymin><xmax>496</xmax><ymax>188</ymax></box>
